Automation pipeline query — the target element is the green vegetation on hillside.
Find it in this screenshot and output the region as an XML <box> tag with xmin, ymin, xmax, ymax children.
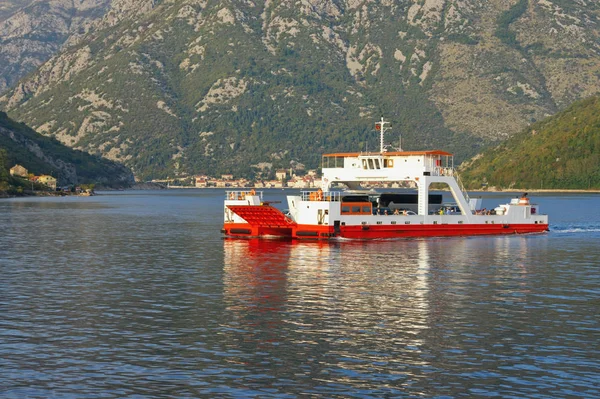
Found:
<box><xmin>0</xmin><ymin>111</ymin><xmax>134</xmax><ymax>188</ymax></box>
<box><xmin>0</xmin><ymin>147</ymin><xmax>20</xmax><ymax>195</ymax></box>
<box><xmin>0</xmin><ymin>0</ymin><xmax>510</xmax><ymax>180</ymax></box>
<box><xmin>0</xmin><ymin>147</ymin><xmax>46</xmax><ymax>195</ymax></box>
<box><xmin>495</xmin><ymin>0</ymin><xmax>528</xmax><ymax>48</ymax></box>
<box><xmin>460</xmin><ymin>96</ymin><xmax>600</xmax><ymax>190</ymax></box>
<box><xmin>0</xmin><ymin>147</ymin><xmax>8</xmax><ymax>189</ymax></box>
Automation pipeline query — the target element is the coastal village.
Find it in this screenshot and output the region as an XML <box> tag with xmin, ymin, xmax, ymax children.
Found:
<box><xmin>7</xmin><ymin>163</ymin><xmax>415</xmax><ymax>192</ymax></box>
<box><xmin>7</xmin><ymin>164</ymin><xmax>93</xmax><ymax>195</ymax></box>
<box><xmin>170</xmin><ymin>169</ymin><xmax>322</xmax><ymax>189</ymax></box>
<box><xmin>151</xmin><ymin>169</ymin><xmax>417</xmax><ymax>189</ymax></box>
<box><xmin>9</xmin><ymin>164</ymin><xmax>57</xmax><ymax>190</ymax></box>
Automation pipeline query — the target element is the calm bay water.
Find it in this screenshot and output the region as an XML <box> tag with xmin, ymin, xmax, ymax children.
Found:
<box><xmin>1</xmin><ymin>189</ymin><xmax>599</xmax><ymax>398</ymax></box>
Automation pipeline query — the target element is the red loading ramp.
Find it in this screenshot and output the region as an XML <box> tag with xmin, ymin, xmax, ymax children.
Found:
<box><xmin>227</xmin><ymin>205</ymin><xmax>297</xmax><ymax>228</ymax></box>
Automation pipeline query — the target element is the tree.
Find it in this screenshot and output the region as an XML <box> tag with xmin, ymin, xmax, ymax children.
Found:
<box><xmin>0</xmin><ymin>148</ymin><xmax>9</xmax><ymax>183</ymax></box>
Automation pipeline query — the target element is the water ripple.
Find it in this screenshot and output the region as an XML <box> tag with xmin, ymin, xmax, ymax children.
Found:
<box><xmin>1</xmin><ymin>191</ymin><xmax>599</xmax><ymax>398</ymax></box>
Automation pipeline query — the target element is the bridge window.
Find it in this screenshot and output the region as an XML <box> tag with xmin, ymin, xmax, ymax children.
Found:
<box><xmin>361</xmin><ymin>158</ymin><xmax>388</xmax><ymax>170</ymax></box>
<box><xmin>322</xmin><ymin>156</ymin><xmax>345</xmax><ymax>168</ymax></box>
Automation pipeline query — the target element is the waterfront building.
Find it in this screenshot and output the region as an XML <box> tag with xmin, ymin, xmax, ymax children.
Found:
<box><xmin>37</xmin><ymin>175</ymin><xmax>57</xmax><ymax>190</ymax></box>
<box><xmin>9</xmin><ymin>164</ymin><xmax>28</xmax><ymax>177</ymax></box>
<box><xmin>276</xmin><ymin>169</ymin><xmax>287</xmax><ymax>181</ymax></box>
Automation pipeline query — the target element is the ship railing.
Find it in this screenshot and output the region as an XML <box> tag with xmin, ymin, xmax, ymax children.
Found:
<box><xmin>225</xmin><ymin>190</ymin><xmax>263</xmax><ymax>201</ymax></box>
<box><xmin>301</xmin><ymin>191</ymin><xmax>342</xmax><ymax>202</ymax></box>
<box><xmin>431</xmin><ymin>167</ymin><xmax>471</xmax><ymax>204</ymax></box>
<box><xmin>432</xmin><ymin>166</ymin><xmax>454</xmax><ymax>177</ymax></box>
<box><xmin>454</xmin><ymin>172</ymin><xmax>470</xmax><ymax>203</ymax></box>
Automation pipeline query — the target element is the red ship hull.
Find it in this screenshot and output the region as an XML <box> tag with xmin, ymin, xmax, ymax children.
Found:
<box><xmin>223</xmin><ymin>205</ymin><xmax>549</xmax><ymax>240</ymax></box>
<box><xmin>223</xmin><ymin>223</ymin><xmax>549</xmax><ymax>239</ymax></box>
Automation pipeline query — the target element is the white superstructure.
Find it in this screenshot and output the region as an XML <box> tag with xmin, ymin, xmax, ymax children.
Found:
<box><xmin>223</xmin><ymin>118</ymin><xmax>549</xmax><ymax>239</ymax></box>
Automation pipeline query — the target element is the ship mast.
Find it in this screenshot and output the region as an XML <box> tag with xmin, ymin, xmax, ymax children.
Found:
<box><xmin>376</xmin><ymin>117</ymin><xmax>396</xmax><ymax>153</ymax></box>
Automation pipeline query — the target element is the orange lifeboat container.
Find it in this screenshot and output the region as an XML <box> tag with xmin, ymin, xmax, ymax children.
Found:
<box><xmin>518</xmin><ymin>195</ymin><xmax>530</xmax><ymax>205</ymax></box>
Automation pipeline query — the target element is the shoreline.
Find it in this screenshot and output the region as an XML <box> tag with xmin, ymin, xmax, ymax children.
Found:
<box><xmin>159</xmin><ymin>186</ymin><xmax>600</xmax><ymax>194</ymax></box>
<box><xmin>468</xmin><ymin>189</ymin><xmax>600</xmax><ymax>194</ymax></box>
<box><xmin>4</xmin><ymin>187</ymin><xmax>599</xmax><ymax>198</ymax></box>
<box><xmin>0</xmin><ymin>191</ymin><xmax>96</xmax><ymax>199</ymax></box>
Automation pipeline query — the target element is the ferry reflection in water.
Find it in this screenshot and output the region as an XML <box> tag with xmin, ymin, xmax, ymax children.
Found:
<box><xmin>222</xmin><ymin>239</ymin><xmax>292</xmax><ymax>349</ymax></box>
<box><xmin>222</xmin><ymin>238</ymin><xmax>437</xmax><ymax>391</ymax></box>
<box><xmin>221</xmin><ymin>236</ymin><xmax>554</xmax><ymax>396</ymax></box>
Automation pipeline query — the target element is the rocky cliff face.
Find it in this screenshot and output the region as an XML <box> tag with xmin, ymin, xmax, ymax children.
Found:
<box><xmin>0</xmin><ymin>0</ymin><xmax>34</xmax><ymax>21</ymax></box>
<box><xmin>1</xmin><ymin>0</ymin><xmax>599</xmax><ymax>179</ymax></box>
<box><xmin>0</xmin><ymin>0</ymin><xmax>139</xmax><ymax>93</ymax></box>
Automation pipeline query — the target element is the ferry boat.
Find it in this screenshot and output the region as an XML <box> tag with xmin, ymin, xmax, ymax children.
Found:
<box><xmin>222</xmin><ymin>118</ymin><xmax>549</xmax><ymax>239</ymax></box>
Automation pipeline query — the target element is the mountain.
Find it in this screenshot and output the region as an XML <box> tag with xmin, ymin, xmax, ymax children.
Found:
<box><xmin>459</xmin><ymin>95</ymin><xmax>600</xmax><ymax>190</ymax></box>
<box><xmin>0</xmin><ymin>0</ymin><xmax>34</xmax><ymax>21</ymax></box>
<box><xmin>1</xmin><ymin>0</ymin><xmax>599</xmax><ymax>180</ymax></box>
<box><xmin>0</xmin><ymin>111</ymin><xmax>134</xmax><ymax>187</ymax></box>
<box><xmin>0</xmin><ymin>0</ymin><xmax>146</xmax><ymax>93</ymax></box>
